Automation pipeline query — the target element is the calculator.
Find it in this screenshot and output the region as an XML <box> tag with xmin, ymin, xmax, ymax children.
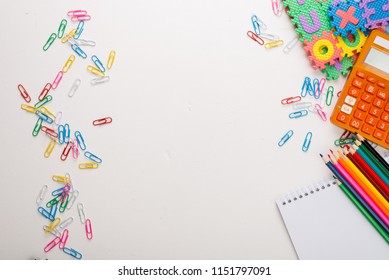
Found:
<box><xmin>330</xmin><ymin>29</ymin><xmax>389</xmax><ymax>149</ymax></box>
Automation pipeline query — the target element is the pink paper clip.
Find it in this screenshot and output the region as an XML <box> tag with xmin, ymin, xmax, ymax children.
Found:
<box><xmin>59</xmin><ymin>229</ymin><xmax>69</xmax><ymax>249</ymax></box>
<box><xmin>247</xmin><ymin>31</ymin><xmax>264</xmax><ymax>45</ymax></box>
<box><xmin>60</xmin><ymin>184</ymin><xmax>70</xmax><ymax>202</ymax></box>
<box><xmin>319</xmin><ymin>78</ymin><xmax>326</xmax><ymax>95</ymax></box>
<box><xmin>272</xmin><ymin>0</ymin><xmax>282</xmax><ymax>16</ymax></box>
<box><xmin>93</xmin><ymin>117</ymin><xmax>113</xmax><ymax>126</ymax></box>
<box><xmin>52</xmin><ymin>71</ymin><xmax>64</xmax><ymax>89</ymax></box>
<box><xmin>67</xmin><ymin>10</ymin><xmax>87</xmax><ymax>17</ymax></box>
<box><xmin>41</xmin><ymin>126</ymin><xmax>58</xmax><ymax>138</ymax></box>
<box><xmin>71</xmin><ymin>15</ymin><xmax>91</xmax><ymax>22</ymax></box>
<box><xmin>18</xmin><ymin>84</ymin><xmax>31</xmax><ymax>103</ymax></box>
<box><xmin>314</xmin><ymin>104</ymin><xmax>327</xmax><ymax>121</ymax></box>
<box><xmin>44</xmin><ymin>236</ymin><xmax>60</xmax><ymax>252</ymax></box>
<box><xmin>60</xmin><ymin>141</ymin><xmax>73</xmax><ymax>161</ymax></box>
<box><xmin>38</xmin><ymin>83</ymin><xmax>52</xmax><ymax>100</ymax></box>
<box><xmin>281</xmin><ymin>96</ymin><xmax>302</xmax><ymax>105</ymax></box>
<box><xmin>85</xmin><ymin>218</ymin><xmax>93</xmax><ymax>240</ymax></box>
<box><xmin>72</xmin><ymin>138</ymin><xmax>79</xmax><ymax>159</ymax></box>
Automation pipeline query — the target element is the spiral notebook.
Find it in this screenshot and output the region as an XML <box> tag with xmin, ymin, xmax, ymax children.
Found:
<box><xmin>276</xmin><ymin>178</ymin><xmax>389</xmax><ymax>260</ymax></box>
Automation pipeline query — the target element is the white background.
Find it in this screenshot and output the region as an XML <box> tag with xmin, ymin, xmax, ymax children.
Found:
<box><xmin>1</xmin><ymin>0</ymin><xmax>361</xmax><ymax>259</ymax></box>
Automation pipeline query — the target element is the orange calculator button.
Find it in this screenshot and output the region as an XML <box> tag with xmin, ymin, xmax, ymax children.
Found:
<box><xmin>377</xmin><ymin>89</ymin><xmax>388</xmax><ymax>100</ymax></box>
<box><xmin>377</xmin><ymin>120</ymin><xmax>389</xmax><ymax>131</ymax></box>
<box><xmin>365</xmin><ymin>84</ymin><xmax>377</xmax><ymax>94</ymax></box>
<box><xmin>349</xmin><ymin>118</ymin><xmax>362</xmax><ymax>129</ymax></box>
<box><xmin>365</xmin><ymin>115</ymin><xmax>378</xmax><ymax>126</ymax></box>
<box><xmin>381</xmin><ymin>111</ymin><xmax>389</xmax><ymax>122</ymax></box>
<box><xmin>357</xmin><ymin>100</ymin><xmax>369</xmax><ymax>111</ymax></box>
<box><xmin>353</xmin><ymin>109</ymin><xmax>366</xmax><ymax>120</ymax></box>
<box><xmin>367</xmin><ymin>76</ymin><xmax>377</xmax><ymax>83</ymax></box>
<box><xmin>378</xmin><ymin>81</ymin><xmax>386</xmax><ymax>88</ymax></box>
<box><xmin>361</xmin><ymin>123</ymin><xmax>374</xmax><ymax>134</ymax></box>
<box><xmin>348</xmin><ymin>87</ymin><xmax>360</xmax><ymax>97</ymax></box>
<box><xmin>361</xmin><ymin>92</ymin><xmax>373</xmax><ymax>103</ymax></box>
<box><xmin>336</xmin><ymin>112</ymin><xmax>350</xmax><ymax>123</ymax></box>
<box><xmin>356</xmin><ymin>71</ymin><xmax>366</xmax><ymax>78</ymax></box>
<box><xmin>369</xmin><ymin>106</ymin><xmax>381</xmax><ymax>116</ymax></box>
<box><xmin>386</xmin><ymin>134</ymin><xmax>389</xmax><ymax>144</ymax></box>
<box><xmin>373</xmin><ymin>97</ymin><xmax>385</xmax><ymax>109</ymax></box>
<box><xmin>352</xmin><ymin>78</ymin><xmax>364</xmax><ymax>88</ymax></box>
<box><xmin>385</xmin><ymin>103</ymin><xmax>389</xmax><ymax>112</ymax></box>
<box><xmin>373</xmin><ymin>129</ymin><xmax>385</xmax><ymax>140</ymax></box>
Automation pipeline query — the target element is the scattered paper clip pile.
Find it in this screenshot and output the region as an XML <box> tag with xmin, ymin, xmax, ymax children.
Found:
<box><xmin>37</xmin><ymin>173</ymin><xmax>92</xmax><ymax>259</ymax></box>
<box><xmin>18</xmin><ymin>9</ymin><xmax>117</xmax><ymax>169</ymax></box>
<box><xmin>247</xmin><ymin>15</ymin><xmax>285</xmax><ymax>49</ymax></box>
<box><xmin>278</xmin><ymin>77</ymin><xmax>337</xmax><ymax>151</ymax></box>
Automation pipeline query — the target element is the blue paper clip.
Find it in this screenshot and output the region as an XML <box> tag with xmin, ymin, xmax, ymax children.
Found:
<box><xmin>300</xmin><ymin>77</ymin><xmax>311</xmax><ymax>97</ymax></box>
<box><xmin>312</xmin><ymin>78</ymin><xmax>320</xmax><ymax>99</ymax></box>
<box><xmin>35</xmin><ymin>110</ymin><xmax>54</xmax><ymax>124</ymax></box>
<box><xmin>71</xmin><ymin>43</ymin><xmax>87</xmax><ymax>59</ymax></box>
<box><xmin>58</xmin><ymin>124</ymin><xmax>65</xmax><ymax>144</ymax></box>
<box><xmin>50</xmin><ymin>203</ymin><xmax>58</xmax><ymax>219</ymax></box>
<box><xmin>74</xmin><ymin>20</ymin><xmax>84</xmax><ymax>39</ymax></box>
<box><xmin>38</xmin><ymin>207</ymin><xmax>55</xmax><ymax>221</ymax></box>
<box><xmin>84</xmin><ymin>151</ymin><xmax>102</xmax><ymax>163</ymax></box>
<box><xmin>278</xmin><ymin>130</ymin><xmax>293</xmax><ymax>147</ymax></box>
<box><xmin>91</xmin><ymin>55</ymin><xmax>106</xmax><ymax>73</ymax></box>
<box><xmin>75</xmin><ymin>131</ymin><xmax>86</xmax><ymax>150</ymax></box>
<box><xmin>251</xmin><ymin>15</ymin><xmax>261</xmax><ymax>35</ymax></box>
<box><xmin>302</xmin><ymin>132</ymin><xmax>313</xmax><ymax>152</ymax></box>
<box><xmin>289</xmin><ymin>110</ymin><xmax>308</xmax><ymax>119</ymax></box>
<box><xmin>52</xmin><ymin>187</ymin><xmax>65</xmax><ymax>197</ymax></box>
<box><xmin>63</xmin><ymin>247</ymin><xmax>82</xmax><ymax>259</ymax></box>
<box><xmin>64</xmin><ymin>123</ymin><xmax>70</xmax><ymax>143</ymax></box>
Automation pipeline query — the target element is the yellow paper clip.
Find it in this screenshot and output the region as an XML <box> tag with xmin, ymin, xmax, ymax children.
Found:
<box><xmin>61</xmin><ymin>28</ymin><xmax>76</xmax><ymax>43</ymax></box>
<box><xmin>87</xmin><ymin>65</ymin><xmax>105</xmax><ymax>77</ymax></box>
<box><xmin>79</xmin><ymin>162</ymin><xmax>99</xmax><ymax>169</ymax></box>
<box><xmin>45</xmin><ymin>217</ymin><xmax>61</xmax><ymax>234</ymax></box>
<box><xmin>52</xmin><ymin>175</ymin><xmax>66</xmax><ymax>183</ymax></box>
<box><xmin>44</xmin><ymin>138</ymin><xmax>57</xmax><ymax>158</ymax></box>
<box><xmin>39</xmin><ymin>107</ymin><xmax>56</xmax><ymax>121</ymax></box>
<box><xmin>21</xmin><ymin>104</ymin><xmax>36</xmax><ymax>113</ymax></box>
<box><xmin>264</xmin><ymin>39</ymin><xmax>284</xmax><ymax>49</ymax></box>
<box><xmin>62</xmin><ymin>55</ymin><xmax>76</xmax><ymax>73</ymax></box>
<box><xmin>107</xmin><ymin>50</ymin><xmax>116</xmax><ymax>70</ymax></box>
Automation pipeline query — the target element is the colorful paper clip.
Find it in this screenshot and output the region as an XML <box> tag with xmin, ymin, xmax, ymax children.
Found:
<box><xmin>79</xmin><ymin>162</ymin><xmax>99</xmax><ymax>169</ymax></box>
<box><xmin>38</xmin><ymin>83</ymin><xmax>52</xmax><ymax>101</ymax></box>
<box><xmin>58</xmin><ymin>125</ymin><xmax>65</xmax><ymax>144</ymax></box>
<box><xmin>74</xmin><ymin>20</ymin><xmax>85</xmax><ymax>39</ymax></box>
<box><xmin>334</xmin><ymin>138</ymin><xmax>354</xmax><ymax>146</ymax></box>
<box><xmin>281</xmin><ymin>96</ymin><xmax>301</xmax><ymax>105</ymax></box>
<box><xmin>85</xmin><ymin>219</ymin><xmax>93</xmax><ymax>240</ymax></box>
<box><xmin>63</xmin><ymin>247</ymin><xmax>82</xmax><ymax>259</ymax></box>
<box><xmin>61</xmin><ymin>28</ymin><xmax>76</xmax><ymax>43</ymax></box>
<box><xmin>326</xmin><ymin>86</ymin><xmax>334</xmax><ymax>106</ymax></box>
<box><xmin>84</xmin><ymin>151</ymin><xmax>102</xmax><ymax>163</ymax></box>
<box><xmin>283</xmin><ymin>36</ymin><xmax>299</xmax><ymax>54</ymax></box>
<box><xmin>41</xmin><ymin>126</ymin><xmax>58</xmax><ymax>138</ymax></box>
<box><xmin>71</xmin><ymin>43</ymin><xmax>87</xmax><ymax>59</ymax></box>
<box><xmin>44</xmin><ymin>237</ymin><xmax>60</xmax><ymax>252</ymax></box>
<box><xmin>247</xmin><ymin>31</ymin><xmax>264</xmax><ymax>45</ymax></box>
<box><xmin>61</xmin><ymin>141</ymin><xmax>73</xmax><ymax>161</ymax></box>
<box><xmin>74</xmin><ymin>131</ymin><xmax>86</xmax><ymax>150</ymax></box>
<box><xmin>34</xmin><ymin>95</ymin><xmax>53</xmax><ymax>108</ymax></box>
<box><xmin>40</xmin><ymin>107</ymin><xmax>56</xmax><ymax>120</ymax></box>
<box><xmin>43</xmin><ymin>226</ymin><xmax>61</xmax><ymax>238</ymax></box>
<box><xmin>302</xmin><ymin>132</ymin><xmax>313</xmax><ymax>152</ymax></box>
<box><xmin>278</xmin><ymin>130</ymin><xmax>294</xmax><ymax>147</ymax></box>
<box><xmin>251</xmin><ymin>15</ymin><xmax>261</xmax><ymax>35</ymax></box>
<box><xmin>64</xmin><ymin>123</ymin><xmax>70</xmax><ymax>143</ymax></box>
<box><xmin>46</xmin><ymin>196</ymin><xmax>61</xmax><ymax>208</ymax></box>
<box><xmin>87</xmin><ymin>65</ymin><xmax>105</xmax><ymax>77</ymax></box>
<box><xmin>289</xmin><ymin>110</ymin><xmax>308</xmax><ymax>119</ymax></box>
<box><xmin>44</xmin><ymin>139</ymin><xmax>57</xmax><ymax>158</ymax></box>
<box><xmin>67</xmin><ymin>190</ymin><xmax>79</xmax><ymax>210</ymax></box>
<box><xmin>59</xmin><ymin>217</ymin><xmax>74</xmax><ymax>230</ymax></box>
<box><xmin>292</xmin><ymin>101</ymin><xmax>312</xmax><ymax>110</ymax></box>
<box><xmin>43</xmin><ymin>33</ymin><xmax>57</xmax><ymax>51</ymax></box>
<box><xmin>71</xmin><ymin>14</ymin><xmax>91</xmax><ymax>22</ymax></box>
<box><xmin>62</xmin><ymin>55</ymin><xmax>76</xmax><ymax>73</ymax></box>
<box><xmin>18</xmin><ymin>84</ymin><xmax>31</xmax><ymax>103</ymax></box>
<box><xmin>32</xmin><ymin>118</ymin><xmax>43</xmax><ymax>137</ymax></box>
<box><xmin>36</xmin><ymin>185</ymin><xmax>48</xmax><ymax>205</ymax></box>
<box><xmin>68</xmin><ymin>79</ymin><xmax>81</xmax><ymax>97</ymax></box>
<box><xmin>314</xmin><ymin>104</ymin><xmax>327</xmax><ymax>121</ymax></box>
<box><xmin>312</xmin><ymin>78</ymin><xmax>321</xmax><ymax>99</ymax></box>
<box><xmin>77</xmin><ymin>203</ymin><xmax>86</xmax><ymax>224</ymax></box>
<box><xmin>52</xmin><ymin>187</ymin><xmax>65</xmax><ymax>197</ymax></box>
<box><xmin>59</xmin><ymin>229</ymin><xmax>69</xmax><ymax>249</ymax></box>
<box><xmin>90</xmin><ymin>76</ymin><xmax>110</xmax><ymax>85</ymax></box>
<box><xmin>91</xmin><ymin>55</ymin><xmax>106</xmax><ymax>72</ymax></box>
<box><xmin>300</xmin><ymin>77</ymin><xmax>313</xmax><ymax>97</ymax></box>
<box><xmin>319</xmin><ymin>78</ymin><xmax>326</xmax><ymax>96</ymax></box>
<box><xmin>38</xmin><ymin>206</ymin><xmax>54</xmax><ymax>221</ymax></box>
<box><xmin>54</xmin><ymin>111</ymin><xmax>62</xmax><ymax>126</ymax></box>
<box><xmin>35</xmin><ymin>109</ymin><xmax>54</xmax><ymax>124</ymax></box>
<box><xmin>76</xmin><ymin>39</ymin><xmax>96</xmax><ymax>47</ymax></box>
<box><xmin>265</xmin><ymin>39</ymin><xmax>284</xmax><ymax>49</ymax></box>
<box><xmin>21</xmin><ymin>104</ymin><xmax>36</xmax><ymax>113</ymax></box>
<box><xmin>107</xmin><ymin>50</ymin><xmax>116</xmax><ymax>70</ymax></box>
<box><xmin>45</xmin><ymin>217</ymin><xmax>61</xmax><ymax>234</ymax></box>
<box><xmin>67</xmin><ymin>10</ymin><xmax>87</xmax><ymax>17</ymax></box>
<box><xmin>93</xmin><ymin>117</ymin><xmax>112</xmax><ymax>126</ymax></box>
<box><xmin>57</xmin><ymin>19</ymin><xmax>67</xmax><ymax>39</ymax></box>
<box><xmin>59</xmin><ymin>197</ymin><xmax>69</xmax><ymax>213</ymax></box>
<box><xmin>260</xmin><ymin>33</ymin><xmax>279</xmax><ymax>41</ymax></box>
<box><xmin>50</xmin><ymin>203</ymin><xmax>58</xmax><ymax>220</ymax></box>
<box><xmin>272</xmin><ymin>0</ymin><xmax>283</xmax><ymax>16</ymax></box>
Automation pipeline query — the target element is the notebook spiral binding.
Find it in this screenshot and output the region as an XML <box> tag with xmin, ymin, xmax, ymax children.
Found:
<box><xmin>278</xmin><ymin>178</ymin><xmax>337</xmax><ymax>206</ymax></box>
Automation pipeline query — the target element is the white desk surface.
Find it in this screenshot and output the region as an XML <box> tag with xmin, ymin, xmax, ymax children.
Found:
<box><xmin>1</xmin><ymin>0</ymin><xmax>366</xmax><ymax>259</ymax></box>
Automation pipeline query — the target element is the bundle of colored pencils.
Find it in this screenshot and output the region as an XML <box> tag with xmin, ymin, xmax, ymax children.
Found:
<box><xmin>321</xmin><ymin>134</ymin><xmax>389</xmax><ymax>244</ymax></box>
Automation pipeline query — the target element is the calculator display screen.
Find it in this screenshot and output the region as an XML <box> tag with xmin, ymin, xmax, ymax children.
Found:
<box><xmin>364</xmin><ymin>47</ymin><xmax>389</xmax><ymax>74</ymax></box>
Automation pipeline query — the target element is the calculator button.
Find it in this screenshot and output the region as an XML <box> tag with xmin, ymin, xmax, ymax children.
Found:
<box><xmin>352</xmin><ymin>78</ymin><xmax>364</xmax><ymax>88</ymax></box>
<box><xmin>385</xmin><ymin>103</ymin><xmax>389</xmax><ymax>112</ymax></box>
<box><xmin>349</xmin><ymin>118</ymin><xmax>362</xmax><ymax>129</ymax></box>
<box><xmin>344</xmin><ymin>95</ymin><xmax>357</xmax><ymax>106</ymax></box>
<box><xmin>369</xmin><ymin>106</ymin><xmax>381</xmax><ymax>116</ymax></box>
<box><xmin>361</xmin><ymin>92</ymin><xmax>373</xmax><ymax>103</ymax></box>
<box><xmin>378</xmin><ymin>81</ymin><xmax>386</xmax><ymax>88</ymax></box>
<box><xmin>348</xmin><ymin>87</ymin><xmax>360</xmax><ymax>97</ymax></box>
<box><xmin>377</xmin><ymin>120</ymin><xmax>389</xmax><ymax>132</ymax></box>
<box><xmin>381</xmin><ymin>111</ymin><xmax>389</xmax><ymax>122</ymax></box>
<box><xmin>386</xmin><ymin>134</ymin><xmax>389</xmax><ymax>144</ymax></box>
<box><xmin>365</xmin><ymin>115</ymin><xmax>378</xmax><ymax>126</ymax></box>
<box><xmin>356</xmin><ymin>71</ymin><xmax>366</xmax><ymax>78</ymax></box>
<box><xmin>353</xmin><ymin>110</ymin><xmax>366</xmax><ymax>120</ymax></box>
<box><xmin>373</xmin><ymin>129</ymin><xmax>385</xmax><ymax>140</ymax></box>
<box><xmin>373</xmin><ymin>97</ymin><xmax>384</xmax><ymax>109</ymax></box>
<box><xmin>367</xmin><ymin>76</ymin><xmax>376</xmax><ymax>83</ymax></box>
<box><xmin>336</xmin><ymin>112</ymin><xmax>350</xmax><ymax>123</ymax></box>
<box><xmin>361</xmin><ymin>123</ymin><xmax>374</xmax><ymax>134</ymax></box>
<box><xmin>377</xmin><ymin>89</ymin><xmax>388</xmax><ymax>100</ymax></box>
<box><xmin>365</xmin><ymin>84</ymin><xmax>377</xmax><ymax>94</ymax></box>
<box><xmin>357</xmin><ymin>100</ymin><xmax>369</xmax><ymax>111</ymax></box>
<box><xmin>341</xmin><ymin>104</ymin><xmax>353</xmax><ymax>114</ymax></box>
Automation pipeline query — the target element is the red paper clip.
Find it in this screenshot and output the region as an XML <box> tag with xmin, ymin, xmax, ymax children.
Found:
<box><xmin>52</xmin><ymin>71</ymin><xmax>64</xmax><ymax>89</ymax></box>
<box><xmin>18</xmin><ymin>84</ymin><xmax>31</xmax><ymax>103</ymax></box>
<box><xmin>314</xmin><ymin>104</ymin><xmax>327</xmax><ymax>121</ymax></box>
<box><xmin>41</xmin><ymin>126</ymin><xmax>58</xmax><ymax>138</ymax></box>
<box><xmin>93</xmin><ymin>117</ymin><xmax>112</xmax><ymax>126</ymax></box>
<box><xmin>61</xmin><ymin>141</ymin><xmax>73</xmax><ymax>161</ymax></box>
<box><xmin>247</xmin><ymin>31</ymin><xmax>264</xmax><ymax>45</ymax></box>
<box><xmin>44</xmin><ymin>236</ymin><xmax>60</xmax><ymax>252</ymax></box>
<box><xmin>337</xmin><ymin>90</ymin><xmax>342</xmax><ymax>97</ymax></box>
<box><xmin>59</xmin><ymin>229</ymin><xmax>69</xmax><ymax>249</ymax></box>
<box><xmin>281</xmin><ymin>96</ymin><xmax>302</xmax><ymax>105</ymax></box>
<box><xmin>85</xmin><ymin>218</ymin><xmax>93</xmax><ymax>240</ymax></box>
<box><xmin>38</xmin><ymin>83</ymin><xmax>52</xmax><ymax>101</ymax></box>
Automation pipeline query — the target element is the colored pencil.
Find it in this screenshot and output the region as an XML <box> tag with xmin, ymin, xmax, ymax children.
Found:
<box><xmin>355</xmin><ymin>140</ymin><xmax>389</xmax><ymax>181</ymax></box>
<box><xmin>356</xmin><ymin>134</ymin><xmax>389</xmax><ymax>173</ymax></box>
